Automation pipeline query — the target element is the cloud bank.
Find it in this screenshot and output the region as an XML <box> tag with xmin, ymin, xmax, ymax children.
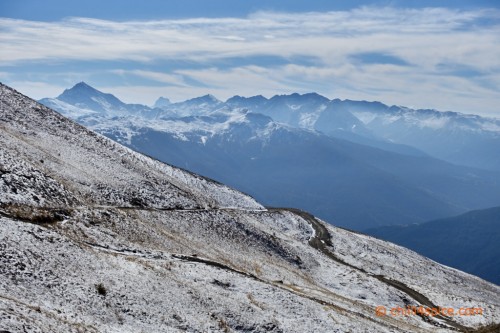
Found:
<box><xmin>1</xmin><ymin>7</ymin><xmax>499</xmax><ymax>115</ymax></box>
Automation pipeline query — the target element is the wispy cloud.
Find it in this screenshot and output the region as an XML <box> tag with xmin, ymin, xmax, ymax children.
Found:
<box><xmin>110</xmin><ymin>69</ymin><xmax>188</xmax><ymax>87</ymax></box>
<box><xmin>1</xmin><ymin>7</ymin><xmax>499</xmax><ymax>114</ymax></box>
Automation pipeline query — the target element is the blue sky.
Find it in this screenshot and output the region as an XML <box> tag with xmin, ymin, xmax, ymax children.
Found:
<box><xmin>1</xmin><ymin>0</ymin><xmax>499</xmax><ymax>116</ymax></box>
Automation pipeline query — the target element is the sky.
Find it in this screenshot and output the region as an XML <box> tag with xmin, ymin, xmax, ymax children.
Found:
<box><xmin>1</xmin><ymin>0</ymin><xmax>500</xmax><ymax>116</ymax></box>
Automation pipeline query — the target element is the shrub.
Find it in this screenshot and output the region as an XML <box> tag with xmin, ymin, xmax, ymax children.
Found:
<box><xmin>95</xmin><ymin>283</ymin><xmax>107</xmax><ymax>296</ymax></box>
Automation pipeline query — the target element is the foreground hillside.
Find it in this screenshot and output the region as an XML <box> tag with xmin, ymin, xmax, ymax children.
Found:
<box><xmin>2</xmin><ymin>83</ymin><xmax>499</xmax><ymax>332</ymax></box>
<box><xmin>366</xmin><ymin>206</ymin><xmax>500</xmax><ymax>285</ymax></box>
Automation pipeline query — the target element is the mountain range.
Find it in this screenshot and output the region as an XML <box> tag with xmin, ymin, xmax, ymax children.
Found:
<box><xmin>2</xmin><ymin>82</ymin><xmax>500</xmax><ymax>332</ymax></box>
<box><xmin>40</xmin><ymin>83</ymin><xmax>500</xmax><ymax>230</ymax></box>
<box><xmin>224</xmin><ymin>93</ymin><xmax>500</xmax><ymax>172</ymax></box>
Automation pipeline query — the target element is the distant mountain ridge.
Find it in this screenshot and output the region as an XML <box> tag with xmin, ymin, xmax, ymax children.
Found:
<box><xmin>45</xmin><ymin>82</ymin><xmax>500</xmax><ymax>171</ymax></box>
<box><xmin>225</xmin><ymin>93</ymin><xmax>500</xmax><ymax>171</ymax></box>
<box><xmin>38</xmin><ymin>83</ymin><xmax>500</xmax><ymax>230</ymax></box>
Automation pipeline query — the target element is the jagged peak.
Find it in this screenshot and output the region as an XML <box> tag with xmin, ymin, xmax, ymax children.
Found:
<box><xmin>58</xmin><ymin>81</ymin><xmax>104</xmax><ymax>99</ymax></box>
<box><xmin>65</xmin><ymin>81</ymin><xmax>97</xmax><ymax>93</ymax></box>
<box><xmin>269</xmin><ymin>92</ymin><xmax>329</xmax><ymax>102</ymax></box>
<box><xmin>184</xmin><ymin>94</ymin><xmax>222</xmax><ymax>104</ymax></box>
<box><xmin>73</xmin><ymin>81</ymin><xmax>92</xmax><ymax>89</ymax></box>
<box><xmin>154</xmin><ymin>96</ymin><xmax>171</xmax><ymax>108</ymax></box>
<box><xmin>226</xmin><ymin>95</ymin><xmax>268</xmax><ymax>103</ymax></box>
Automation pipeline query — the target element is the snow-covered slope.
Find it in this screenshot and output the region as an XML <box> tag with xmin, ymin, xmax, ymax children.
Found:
<box><xmin>1</xmin><ymin>83</ymin><xmax>500</xmax><ymax>332</ymax></box>
<box><xmin>365</xmin><ymin>206</ymin><xmax>500</xmax><ymax>285</ymax></box>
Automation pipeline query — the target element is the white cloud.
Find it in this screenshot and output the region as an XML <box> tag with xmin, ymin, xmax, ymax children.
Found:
<box><xmin>1</xmin><ymin>7</ymin><xmax>499</xmax><ymax>115</ymax></box>
<box><xmin>110</xmin><ymin>69</ymin><xmax>187</xmax><ymax>87</ymax></box>
<box><xmin>1</xmin><ymin>8</ymin><xmax>499</xmax><ymax>65</ymax></box>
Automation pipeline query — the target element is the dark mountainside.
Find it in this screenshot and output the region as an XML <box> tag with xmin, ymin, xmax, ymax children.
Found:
<box><xmin>365</xmin><ymin>206</ymin><xmax>500</xmax><ymax>285</ymax></box>
<box><xmin>120</xmin><ymin>122</ymin><xmax>500</xmax><ymax>230</ymax></box>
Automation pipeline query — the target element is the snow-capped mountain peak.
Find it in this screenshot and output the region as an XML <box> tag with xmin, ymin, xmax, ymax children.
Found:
<box><xmin>41</xmin><ymin>82</ymin><xmax>156</xmax><ymax>119</ymax></box>
<box><xmin>57</xmin><ymin>81</ymin><xmax>126</xmax><ymax>114</ymax></box>
<box><xmin>60</xmin><ymin>81</ymin><xmax>98</xmax><ymax>95</ymax></box>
